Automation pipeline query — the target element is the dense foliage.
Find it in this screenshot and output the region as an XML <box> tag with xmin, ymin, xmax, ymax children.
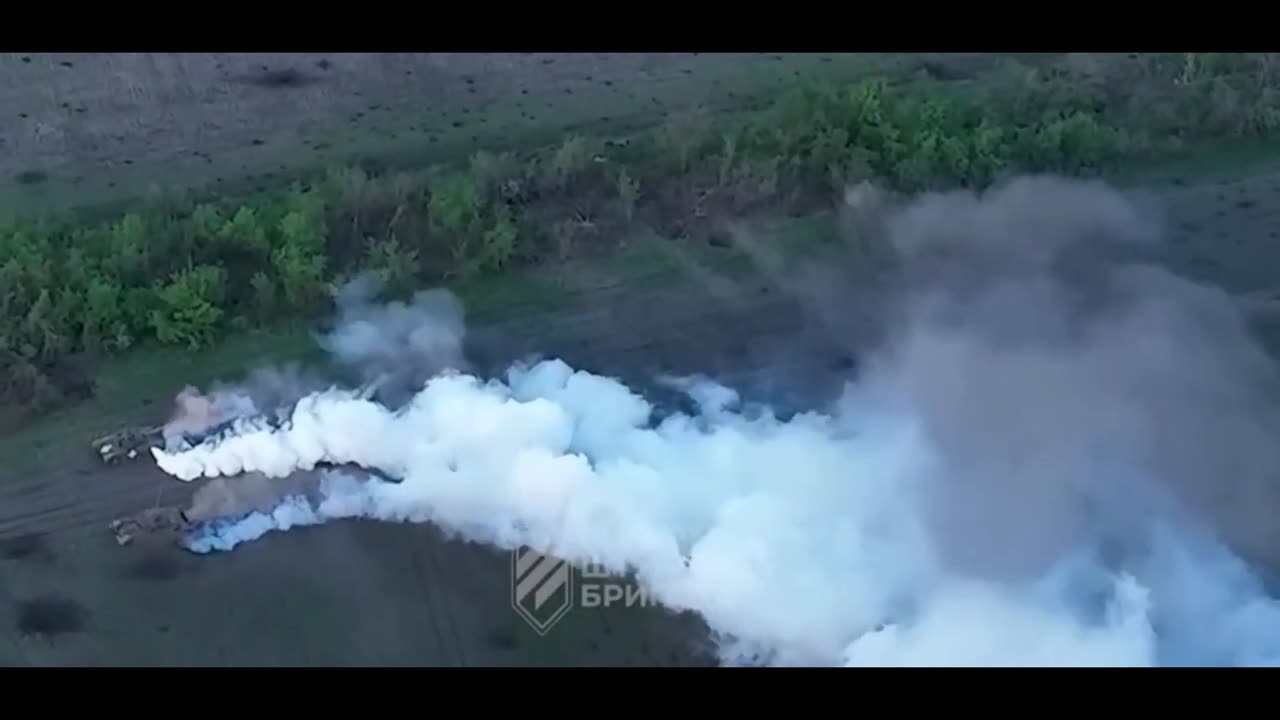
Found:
<box><xmin>3</xmin><ymin>53</ymin><xmax>1279</xmax><ymax>417</ymax></box>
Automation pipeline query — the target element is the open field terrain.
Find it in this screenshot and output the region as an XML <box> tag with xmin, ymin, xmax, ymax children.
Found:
<box><xmin>0</xmin><ymin>52</ymin><xmax>1028</xmax><ymax>220</ymax></box>
<box><xmin>5</xmin><ymin>54</ymin><xmax>1280</xmax><ymax>666</ymax></box>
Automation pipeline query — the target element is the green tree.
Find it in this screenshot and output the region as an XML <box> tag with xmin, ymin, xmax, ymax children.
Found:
<box><xmin>150</xmin><ymin>264</ymin><xmax>227</xmax><ymax>350</ymax></box>
<box><xmin>362</xmin><ymin>236</ymin><xmax>421</xmax><ymax>296</ymax></box>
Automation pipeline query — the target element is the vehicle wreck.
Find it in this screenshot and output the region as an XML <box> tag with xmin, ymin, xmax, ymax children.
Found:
<box><xmin>92</xmin><ymin>425</ymin><xmax>166</xmax><ymax>465</ymax></box>
<box><xmin>109</xmin><ymin>506</ymin><xmax>194</xmax><ymax>547</ymax></box>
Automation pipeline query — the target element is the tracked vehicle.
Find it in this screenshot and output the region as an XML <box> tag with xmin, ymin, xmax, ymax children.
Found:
<box><xmin>91</xmin><ymin>425</ymin><xmax>166</xmax><ymax>464</ymax></box>
<box><xmin>90</xmin><ymin>376</ymin><xmax>390</xmax><ymax>466</ymax></box>
<box><xmin>109</xmin><ymin>506</ymin><xmax>194</xmax><ymax>547</ymax></box>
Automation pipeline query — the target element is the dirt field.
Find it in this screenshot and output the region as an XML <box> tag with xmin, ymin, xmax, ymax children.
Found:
<box><xmin>0</xmin><ymin>52</ymin><xmax>1029</xmax><ymax>221</ymax></box>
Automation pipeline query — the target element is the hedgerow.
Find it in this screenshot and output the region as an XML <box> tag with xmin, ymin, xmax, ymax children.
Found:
<box><xmin>3</xmin><ymin>53</ymin><xmax>1278</xmax><ymax>419</ymax></box>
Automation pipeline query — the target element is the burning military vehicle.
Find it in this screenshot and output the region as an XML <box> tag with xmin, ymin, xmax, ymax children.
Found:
<box><xmin>92</xmin><ymin>425</ymin><xmax>165</xmax><ymax>465</ymax></box>
<box><xmin>101</xmin><ymin>379</ymin><xmax>393</xmax><ymax>548</ymax></box>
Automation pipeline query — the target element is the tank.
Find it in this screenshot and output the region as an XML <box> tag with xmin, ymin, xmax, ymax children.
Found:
<box><xmin>91</xmin><ymin>425</ymin><xmax>165</xmax><ymax>464</ymax></box>
<box><xmin>109</xmin><ymin>506</ymin><xmax>193</xmax><ymax>546</ymax></box>
<box><xmin>90</xmin><ymin>375</ymin><xmax>389</xmax><ymax>466</ymax></box>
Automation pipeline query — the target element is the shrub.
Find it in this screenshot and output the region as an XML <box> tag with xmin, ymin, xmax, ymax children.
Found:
<box><xmin>469</xmin><ymin>150</ymin><xmax>522</xmax><ymax>199</ymax></box>
<box><xmin>270</xmin><ymin>243</ymin><xmax>328</xmax><ymax>312</ymax></box>
<box><xmin>614</xmin><ymin>168</ymin><xmax>640</xmax><ymax>222</ymax></box>
<box><xmin>545</xmin><ymin>135</ymin><xmax>598</xmax><ymax>193</ymax></box>
<box><xmin>429</xmin><ymin>172</ymin><xmax>485</xmax><ymax>238</ymax></box>
<box><xmin>81</xmin><ymin>277</ymin><xmax>131</xmax><ymax>352</ymax></box>
<box><xmin>478</xmin><ymin>206</ymin><xmax>519</xmax><ymax>273</ymax></box>
<box><xmin>363</xmin><ymin>236</ymin><xmax>421</xmax><ymax>296</ymax></box>
<box><xmin>105</xmin><ymin>213</ymin><xmax>151</xmax><ymax>283</ymax></box>
<box><xmin>656</xmin><ymin>111</ymin><xmax>713</xmax><ymax>175</ymax></box>
<box><xmin>218</xmin><ymin>205</ymin><xmax>270</xmax><ymax>257</ymax></box>
<box><xmin>150</xmin><ymin>264</ymin><xmax>227</xmax><ymax>350</ymax></box>
<box><xmin>249</xmin><ymin>271</ymin><xmax>278</xmax><ymax>323</ymax></box>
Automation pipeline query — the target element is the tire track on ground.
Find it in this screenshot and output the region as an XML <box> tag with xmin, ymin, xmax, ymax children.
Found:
<box><xmin>0</xmin><ymin>459</ymin><xmax>183</xmax><ymax>542</ymax></box>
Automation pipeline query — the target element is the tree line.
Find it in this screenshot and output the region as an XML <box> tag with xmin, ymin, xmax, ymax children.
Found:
<box><xmin>4</xmin><ymin>53</ymin><xmax>1278</xmax><ymax>420</ymax></box>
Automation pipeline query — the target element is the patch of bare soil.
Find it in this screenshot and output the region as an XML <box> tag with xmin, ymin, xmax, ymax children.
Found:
<box><xmin>120</xmin><ymin>546</ymin><xmax>200</xmax><ymax>583</ymax></box>
<box><xmin>0</xmin><ymin>533</ymin><xmax>53</xmax><ymax>564</ymax></box>
<box><xmin>14</xmin><ymin>595</ymin><xmax>89</xmax><ymax>640</ymax></box>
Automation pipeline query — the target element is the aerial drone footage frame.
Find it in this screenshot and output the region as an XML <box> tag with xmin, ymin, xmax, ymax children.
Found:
<box><xmin>6</xmin><ymin>52</ymin><xmax>1280</xmax><ymax>668</ymax></box>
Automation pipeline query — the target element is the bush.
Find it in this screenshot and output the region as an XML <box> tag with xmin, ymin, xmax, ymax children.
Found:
<box><xmin>271</xmin><ymin>192</ymin><xmax>330</xmax><ymax>311</ymax></box>
<box><xmin>82</xmin><ymin>277</ymin><xmax>131</xmax><ymax>352</ymax></box>
<box><xmin>469</xmin><ymin>150</ymin><xmax>522</xmax><ymax>200</ymax></box>
<box><xmin>545</xmin><ymin>135</ymin><xmax>599</xmax><ymax>193</ymax></box>
<box><xmin>150</xmin><ymin>264</ymin><xmax>227</xmax><ymax>350</ymax></box>
<box><xmin>249</xmin><ymin>272</ymin><xmax>278</xmax><ymax>324</ymax></box>
<box><xmin>614</xmin><ymin>168</ymin><xmax>640</xmax><ymax>222</ymax></box>
<box><xmin>429</xmin><ymin>172</ymin><xmax>485</xmax><ymax>238</ymax></box>
<box><xmin>363</xmin><ymin>236</ymin><xmax>421</xmax><ymax>297</ymax></box>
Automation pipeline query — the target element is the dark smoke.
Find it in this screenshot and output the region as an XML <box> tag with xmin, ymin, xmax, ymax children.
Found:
<box><xmin>832</xmin><ymin>176</ymin><xmax>1280</xmax><ymax>580</ymax></box>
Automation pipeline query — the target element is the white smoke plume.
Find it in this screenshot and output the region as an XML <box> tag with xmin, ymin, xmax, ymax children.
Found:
<box><xmin>150</xmin><ymin>176</ymin><xmax>1280</xmax><ymax>666</ymax></box>
<box><xmin>162</xmin><ymin>365</ymin><xmax>326</xmax><ymax>450</ymax></box>
<box><xmin>163</xmin><ymin>274</ymin><xmax>467</xmax><ymax>450</ymax></box>
<box><xmin>317</xmin><ymin>273</ymin><xmax>467</xmax><ymax>404</ymax></box>
<box><xmin>163</xmin><ymin>385</ymin><xmax>257</xmax><ymax>449</ymax></box>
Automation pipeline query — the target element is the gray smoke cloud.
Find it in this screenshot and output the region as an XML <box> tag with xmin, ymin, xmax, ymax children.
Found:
<box><xmin>317</xmin><ymin>273</ymin><xmax>467</xmax><ymax>404</ymax></box>
<box><xmin>149</xmin><ymin>175</ymin><xmax>1280</xmax><ymax>666</ymax></box>
<box><xmin>854</xmin><ymin>176</ymin><xmax>1280</xmax><ymax>580</ymax></box>
<box><xmin>185</xmin><ymin>469</ymin><xmax>324</xmax><ymax>523</ymax></box>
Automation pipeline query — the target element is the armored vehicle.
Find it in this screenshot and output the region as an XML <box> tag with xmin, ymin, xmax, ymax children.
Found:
<box><xmin>91</xmin><ymin>425</ymin><xmax>165</xmax><ymax>464</ymax></box>
<box><xmin>109</xmin><ymin>506</ymin><xmax>193</xmax><ymax>546</ymax></box>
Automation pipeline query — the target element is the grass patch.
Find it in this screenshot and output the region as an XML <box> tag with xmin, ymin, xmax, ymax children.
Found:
<box><xmin>451</xmin><ymin>269</ymin><xmax>573</xmax><ymax>323</ymax></box>
<box><xmin>1111</xmin><ymin>134</ymin><xmax>1280</xmax><ymax>187</ymax></box>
